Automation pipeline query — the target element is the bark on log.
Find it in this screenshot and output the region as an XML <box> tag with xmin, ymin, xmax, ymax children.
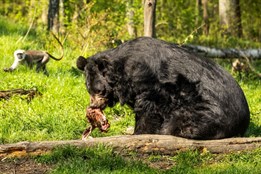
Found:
<box><xmin>183</xmin><ymin>44</ymin><xmax>261</xmax><ymax>59</ymax></box>
<box><xmin>0</xmin><ymin>135</ymin><xmax>260</xmax><ymax>158</ymax></box>
<box><xmin>0</xmin><ymin>88</ymin><xmax>41</xmax><ymax>101</ymax></box>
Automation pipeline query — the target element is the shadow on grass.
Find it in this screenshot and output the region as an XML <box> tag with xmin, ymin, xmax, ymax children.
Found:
<box><xmin>69</xmin><ymin>66</ymin><xmax>83</xmax><ymax>77</ymax></box>
<box><xmin>245</xmin><ymin>121</ymin><xmax>261</xmax><ymax>137</ymax></box>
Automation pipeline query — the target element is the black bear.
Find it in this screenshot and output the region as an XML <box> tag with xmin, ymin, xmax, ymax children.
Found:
<box><xmin>77</xmin><ymin>37</ymin><xmax>250</xmax><ymax>140</ymax></box>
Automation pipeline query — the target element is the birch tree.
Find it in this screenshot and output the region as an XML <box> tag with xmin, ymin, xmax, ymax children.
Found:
<box><xmin>219</xmin><ymin>0</ymin><xmax>242</xmax><ymax>37</ymax></box>
<box><xmin>143</xmin><ymin>0</ymin><xmax>157</xmax><ymax>37</ymax></box>
<box><xmin>126</xmin><ymin>0</ymin><xmax>137</xmax><ymax>38</ymax></box>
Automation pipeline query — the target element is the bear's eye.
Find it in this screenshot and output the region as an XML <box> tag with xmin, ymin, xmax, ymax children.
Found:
<box><xmin>95</xmin><ymin>87</ymin><xmax>106</xmax><ymax>96</ymax></box>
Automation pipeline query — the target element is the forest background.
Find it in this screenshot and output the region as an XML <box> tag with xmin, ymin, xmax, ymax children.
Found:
<box><xmin>0</xmin><ymin>0</ymin><xmax>260</xmax><ymax>173</ymax></box>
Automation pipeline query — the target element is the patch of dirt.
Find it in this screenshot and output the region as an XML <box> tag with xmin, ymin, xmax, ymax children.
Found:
<box><xmin>144</xmin><ymin>157</ymin><xmax>175</xmax><ymax>170</ymax></box>
<box><xmin>0</xmin><ymin>157</ymin><xmax>53</xmax><ymax>174</ymax></box>
<box><xmin>0</xmin><ymin>154</ymin><xmax>175</xmax><ymax>173</ymax></box>
<box><xmin>123</xmin><ymin>153</ymin><xmax>176</xmax><ymax>170</ymax></box>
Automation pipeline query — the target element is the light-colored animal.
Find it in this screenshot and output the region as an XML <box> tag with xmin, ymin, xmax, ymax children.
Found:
<box><xmin>4</xmin><ymin>49</ymin><xmax>63</xmax><ymax>75</ymax></box>
<box><xmin>4</xmin><ymin>33</ymin><xmax>63</xmax><ymax>75</ymax></box>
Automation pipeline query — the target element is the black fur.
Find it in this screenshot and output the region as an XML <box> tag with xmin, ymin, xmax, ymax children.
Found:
<box><xmin>77</xmin><ymin>37</ymin><xmax>250</xmax><ymax>140</ymax></box>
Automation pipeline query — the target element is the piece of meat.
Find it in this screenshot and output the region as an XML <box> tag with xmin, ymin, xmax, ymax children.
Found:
<box><xmin>82</xmin><ymin>107</ymin><xmax>110</xmax><ymax>140</ymax></box>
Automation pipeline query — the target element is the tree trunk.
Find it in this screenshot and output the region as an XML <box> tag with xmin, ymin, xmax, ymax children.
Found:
<box><xmin>195</xmin><ymin>0</ymin><xmax>202</xmax><ymax>28</ymax></box>
<box><xmin>144</xmin><ymin>0</ymin><xmax>157</xmax><ymax>37</ymax></box>
<box><xmin>202</xmin><ymin>0</ymin><xmax>209</xmax><ymax>35</ymax></box>
<box><xmin>0</xmin><ymin>135</ymin><xmax>260</xmax><ymax>158</ymax></box>
<box><xmin>59</xmin><ymin>0</ymin><xmax>65</xmax><ymax>34</ymax></box>
<box><xmin>219</xmin><ymin>0</ymin><xmax>242</xmax><ymax>37</ymax></box>
<box><xmin>234</xmin><ymin>0</ymin><xmax>242</xmax><ymax>37</ymax></box>
<box><xmin>48</xmin><ymin>0</ymin><xmax>60</xmax><ymax>33</ymax></box>
<box><xmin>41</xmin><ymin>2</ymin><xmax>48</xmax><ymax>25</ymax></box>
<box><xmin>195</xmin><ymin>0</ymin><xmax>209</xmax><ymax>36</ymax></box>
<box><xmin>126</xmin><ymin>0</ymin><xmax>137</xmax><ymax>38</ymax></box>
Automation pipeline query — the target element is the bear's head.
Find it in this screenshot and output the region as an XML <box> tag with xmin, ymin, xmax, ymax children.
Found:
<box><xmin>77</xmin><ymin>56</ymin><xmax>114</xmax><ymax>109</ymax></box>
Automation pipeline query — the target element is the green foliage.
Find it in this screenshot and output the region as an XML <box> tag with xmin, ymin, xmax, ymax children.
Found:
<box><xmin>0</xmin><ymin>16</ymin><xmax>27</xmax><ymax>36</ymax></box>
<box><xmin>156</xmin><ymin>0</ymin><xmax>198</xmax><ymax>42</ymax></box>
<box><xmin>1</xmin><ymin>0</ymin><xmax>260</xmax><ymax>48</ymax></box>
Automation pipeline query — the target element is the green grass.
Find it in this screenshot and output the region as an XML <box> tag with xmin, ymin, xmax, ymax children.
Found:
<box><xmin>0</xmin><ymin>16</ymin><xmax>260</xmax><ymax>173</ymax></box>
<box><xmin>0</xmin><ymin>16</ymin><xmax>135</xmax><ymax>143</ymax></box>
<box><xmin>0</xmin><ymin>67</ymin><xmax>135</xmax><ymax>143</ymax></box>
<box><xmin>240</xmin><ymin>79</ymin><xmax>261</xmax><ymax>137</ymax></box>
<box><xmin>36</xmin><ymin>145</ymin><xmax>158</xmax><ymax>174</ymax></box>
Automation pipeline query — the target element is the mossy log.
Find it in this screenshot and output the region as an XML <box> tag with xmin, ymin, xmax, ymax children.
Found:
<box><xmin>183</xmin><ymin>45</ymin><xmax>261</xmax><ymax>59</ymax></box>
<box><xmin>0</xmin><ymin>135</ymin><xmax>261</xmax><ymax>158</ymax></box>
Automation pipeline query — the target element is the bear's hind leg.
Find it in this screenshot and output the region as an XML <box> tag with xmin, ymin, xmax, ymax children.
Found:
<box><xmin>134</xmin><ymin>113</ymin><xmax>164</xmax><ymax>134</ymax></box>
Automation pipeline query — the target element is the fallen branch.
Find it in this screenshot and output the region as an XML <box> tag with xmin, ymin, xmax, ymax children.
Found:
<box><xmin>0</xmin><ymin>135</ymin><xmax>260</xmax><ymax>158</ymax></box>
<box><xmin>182</xmin><ymin>44</ymin><xmax>261</xmax><ymax>59</ymax></box>
<box><xmin>0</xmin><ymin>88</ymin><xmax>41</xmax><ymax>101</ymax></box>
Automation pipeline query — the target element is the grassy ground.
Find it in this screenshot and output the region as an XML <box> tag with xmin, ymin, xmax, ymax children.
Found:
<box><xmin>33</xmin><ymin>145</ymin><xmax>261</xmax><ymax>174</ymax></box>
<box><xmin>0</xmin><ymin>17</ymin><xmax>260</xmax><ymax>173</ymax></box>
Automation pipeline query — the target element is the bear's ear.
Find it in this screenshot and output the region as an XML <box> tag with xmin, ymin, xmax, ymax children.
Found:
<box><xmin>76</xmin><ymin>56</ymin><xmax>88</xmax><ymax>71</ymax></box>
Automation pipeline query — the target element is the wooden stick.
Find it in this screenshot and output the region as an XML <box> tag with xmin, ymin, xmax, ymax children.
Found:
<box><xmin>0</xmin><ymin>88</ymin><xmax>41</xmax><ymax>100</ymax></box>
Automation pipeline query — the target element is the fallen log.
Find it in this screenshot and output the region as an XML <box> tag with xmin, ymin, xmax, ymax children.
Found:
<box><xmin>182</xmin><ymin>44</ymin><xmax>261</xmax><ymax>59</ymax></box>
<box><xmin>0</xmin><ymin>88</ymin><xmax>41</xmax><ymax>101</ymax></box>
<box><xmin>0</xmin><ymin>135</ymin><xmax>260</xmax><ymax>158</ymax></box>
